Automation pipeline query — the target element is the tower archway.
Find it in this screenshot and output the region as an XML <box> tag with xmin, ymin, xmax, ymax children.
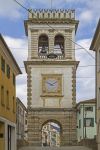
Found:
<box><xmin>41</xmin><ymin>120</ymin><xmax>62</xmax><ymax>147</ymax></box>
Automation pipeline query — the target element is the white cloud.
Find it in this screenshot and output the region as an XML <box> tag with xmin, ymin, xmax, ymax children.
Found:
<box><xmin>76</xmin><ymin>38</ymin><xmax>95</xmax><ymax>102</ymax></box>
<box><xmin>0</xmin><ymin>0</ymin><xmax>25</xmax><ymax>19</ymax></box>
<box><xmin>4</xmin><ymin>35</ymin><xmax>28</xmax><ymax>68</ymax></box>
<box><xmin>79</xmin><ymin>10</ymin><xmax>93</xmax><ymax>23</ymax></box>
<box><xmin>77</xmin><ymin>0</ymin><xmax>100</xmax><ymax>29</ymax></box>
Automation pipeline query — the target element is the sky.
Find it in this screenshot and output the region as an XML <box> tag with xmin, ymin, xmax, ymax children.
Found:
<box><xmin>0</xmin><ymin>0</ymin><xmax>100</xmax><ymax>106</ymax></box>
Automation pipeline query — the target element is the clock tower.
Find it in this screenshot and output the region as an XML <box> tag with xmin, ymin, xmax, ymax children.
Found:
<box><xmin>24</xmin><ymin>9</ymin><xmax>79</xmax><ymax>146</ymax></box>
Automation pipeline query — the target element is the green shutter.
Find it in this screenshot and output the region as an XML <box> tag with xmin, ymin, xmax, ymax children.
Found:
<box><xmin>91</xmin><ymin>118</ymin><xmax>94</xmax><ymax>127</ymax></box>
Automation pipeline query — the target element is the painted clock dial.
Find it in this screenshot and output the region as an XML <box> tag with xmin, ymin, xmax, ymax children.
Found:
<box><xmin>45</xmin><ymin>78</ymin><xmax>58</xmax><ymax>92</ymax></box>
<box><xmin>42</xmin><ymin>74</ymin><xmax>62</xmax><ymax>96</ymax></box>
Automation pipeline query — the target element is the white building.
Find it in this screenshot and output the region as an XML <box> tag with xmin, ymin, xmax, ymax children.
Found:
<box><xmin>90</xmin><ymin>19</ymin><xmax>100</xmax><ymax>150</ymax></box>
<box><xmin>77</xmin><ymin>99</ymin><xmax>96</xmax><ymax>142</ymax></box>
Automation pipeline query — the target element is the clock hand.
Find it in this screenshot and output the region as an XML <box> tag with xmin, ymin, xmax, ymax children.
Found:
<box><xmin>46</xmin><ymin>81</ymin><xmax>54</xmax><ymax>86</ymax></box>
<box><xmin>52</xmin><ymin>81</ymin><xmax>57</xmax><ymax>85</ymax></box>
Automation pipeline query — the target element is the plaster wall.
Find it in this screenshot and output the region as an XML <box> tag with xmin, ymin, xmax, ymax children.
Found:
<box><xmin>31</xmin><ymin>65</ymin><xmax>73</xmax><ymax>108</ymax></box>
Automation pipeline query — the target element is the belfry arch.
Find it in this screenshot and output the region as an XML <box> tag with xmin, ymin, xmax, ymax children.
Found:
<box><xmin>54</xmin><ymin>34</ymin><xmax>64</xmax><ymax>54</ymax></box>
<box><xmin>38</xmin><ymin>34</ymin><xmax>49</xmax><ymax>54</ymax></box>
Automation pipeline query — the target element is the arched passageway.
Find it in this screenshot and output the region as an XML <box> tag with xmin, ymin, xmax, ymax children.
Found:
<box><xmin>41</xmin><ymin>120</ymin><xmax>61</xmax><ymax>147</ymax></box>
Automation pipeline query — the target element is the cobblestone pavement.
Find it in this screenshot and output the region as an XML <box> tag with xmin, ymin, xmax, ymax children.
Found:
<box><xmin>19</xmin><ymin>146</ymin><xmax>92</xmax><ymax>150</ymax></box>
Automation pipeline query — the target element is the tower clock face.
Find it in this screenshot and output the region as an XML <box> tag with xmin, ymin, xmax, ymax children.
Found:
<box><xmin>42</xmin><ymin>74</ymin><xmax>62</xmax><ymax>96</ymax></box>
<box><xmin>45</xmin><ymin>78</ymin><xmax>58</xmax><ymax>92</ymax></box>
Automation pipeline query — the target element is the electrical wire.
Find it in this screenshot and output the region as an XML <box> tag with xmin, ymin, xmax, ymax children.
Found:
<box><xmin>13</xmin><ymin>0</ymin><xmax>95</xmax><ymax>60</ymax></box>
<box><xmin>9</xmin><ymin>47</ymin><xmax>90</xmax><ymax>50</ymax></box>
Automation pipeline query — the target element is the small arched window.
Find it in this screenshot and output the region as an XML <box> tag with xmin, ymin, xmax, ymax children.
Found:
<box><xmin>38</xmin><ymin>34</ymin><xmax>49</xmax><ymax>54</ymax></box>
<box><xmin>54</xmin><ymin>35</ymin><xmax>64</xmax><ymax>54</ymax></box>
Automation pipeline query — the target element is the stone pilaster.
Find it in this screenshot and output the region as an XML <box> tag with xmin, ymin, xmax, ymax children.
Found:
<box><xmin>72</xmin><ymin>66</ymin><xmax>76</xmax><ymax>107</ymax></box>
<box><xmin>27</xmin><ymin>66</ymin><xmax>32</xmax><ymax>107</ymax></box>
<box><xmin>65</xmin><ymin>29</ymin><xmax>73</xmax><ymax>59</ymax></box>
<box><xmin>31</xmin><ymin>30</ymin><xmax>38</xmax><ymax>59</ymax></box>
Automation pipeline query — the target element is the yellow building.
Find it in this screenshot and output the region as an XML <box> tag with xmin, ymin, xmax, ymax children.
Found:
<box><xmin>0</xmin><ymin>34</ymin><xmax>22</xmax><ymax>150</ymax></box>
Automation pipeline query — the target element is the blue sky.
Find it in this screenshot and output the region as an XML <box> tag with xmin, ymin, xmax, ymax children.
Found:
<box><xmin>0</xmin><ymin>0</ymin><xmax>100</xmax><ymax>106</ymax></box>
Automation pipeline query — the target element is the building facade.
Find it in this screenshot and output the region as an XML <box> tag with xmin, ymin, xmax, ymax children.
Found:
<box><xmin>16</xmin><ymin>97</ymin><xmax>27</xmax><ymax>142</ymax></box>
<box><xmin>77</xmin><ymin>99</ymin><xmax>96</xmax><ymax>142</ymax></box>
<box><xmin>24</xmin><ymin>9</ymin><xmax>79</xmax><ymax>146</ymax></box>
<box><xmin>0</xmin><ymin>34</ymin><xmax>22</xmax><ymax>150</ymax></box>
<box><xmin>90</xmin><ymin>19</ymin><xmax>100</xmax><ymax>150</ymax></box>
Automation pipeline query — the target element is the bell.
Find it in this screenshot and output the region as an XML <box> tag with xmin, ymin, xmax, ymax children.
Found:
<box><xmin>41</xmin><ymin>46</ymin><xmax>47</xmax><ymax>53</ymax></box>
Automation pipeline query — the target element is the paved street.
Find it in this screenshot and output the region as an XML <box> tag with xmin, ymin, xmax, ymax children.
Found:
<box><xmin>19</xmin><ymin>146</ymin><xmax>92</xmax><ymax>150</ymax></box>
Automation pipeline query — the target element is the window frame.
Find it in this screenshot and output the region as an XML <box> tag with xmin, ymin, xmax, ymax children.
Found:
<box><xmin>6</xmin><ymin>64</ymin><xmax>10</xmax><ymax>79</ymax></box>
<box><xmin>79</xmin><ymin>119</ymin><xmax>81</xmax><ymax>128</ymax></box>
<box><xmin>1</xmin><ymin>57</ymin><xmax>5</xmax><ymax>73</ymax></box>
<box><xmin>84</xmin><ymin>118</ymin><xmax>94</xmax><ymax>127</ymax></box>
<box><xmin>6</xmin><ymin>90</ymin><xmax>10</xmax><ymax>109</ymax></box>
<box><xmin>13</xmin><ymin>73</ymin><xmax>15</xmax><ymax>86</ymax></box>
<box><xmin>1</xmin><ymin>86</ymin><xmax>5</xmax><ymax>106</ymax></box>
<box><xmin>85</xmin><ymin>106</ymin><xmax>93</xmax><ymax>111</ymax></box>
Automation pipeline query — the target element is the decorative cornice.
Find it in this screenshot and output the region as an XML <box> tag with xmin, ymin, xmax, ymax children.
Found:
<box><xmin>65</xmin><ymin>29</ymin><xmax>72</xmax><ymax>33</ymax></box>
<box><xmin>27</xmin><ymin>107</ymin><xmax>75</xmax><ymax>112</ymax></box>
<box><xmin>24</xmin><ymin>19</ymin><xmax>79</xmax><ymax>36</ymax></box>
<box><xmin>24</xmin><ymin>60</ymin><xmax>79</xmax><ymax>72</ymax></box>
<box><xmin>48</xmin><ymin>29</ymin><xmax>55</xmax><ymax>32</ymax></box>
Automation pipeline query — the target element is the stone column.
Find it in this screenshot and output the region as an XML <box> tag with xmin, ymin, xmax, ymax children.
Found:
<box><xmin>49</xmin><ymin>29</ymin><xmax>54</xmax><ymax>53</ymax></box>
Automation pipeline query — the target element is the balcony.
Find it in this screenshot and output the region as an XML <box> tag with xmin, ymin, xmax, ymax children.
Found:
<box><xmin>38</xmin><ymin>53</ymin><xmax>64</xmax><ymax>59</ymax></box>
